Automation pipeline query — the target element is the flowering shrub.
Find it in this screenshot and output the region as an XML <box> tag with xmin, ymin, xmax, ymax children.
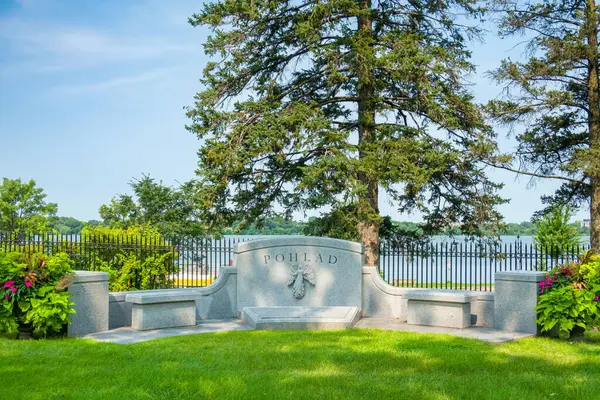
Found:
<box><xmin>536</xmin><ymin>251</ymin><xmax>600</xmax><ymax>338</ymax></box>
<box><xmin>0</xmin><ymin>251</ymin><xmax>75</xmax><ymax>336</ymax></box>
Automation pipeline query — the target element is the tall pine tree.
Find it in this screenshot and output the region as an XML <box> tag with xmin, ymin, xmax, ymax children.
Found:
<box><xmin>186</xmin><ymin>0</ymin><xmax>504</xmax><ymax>264</ymax></box>
<box><xmin>486</xmin><ymin>0</ymin><xmax>599</xmax><ymax>249</ymax></box>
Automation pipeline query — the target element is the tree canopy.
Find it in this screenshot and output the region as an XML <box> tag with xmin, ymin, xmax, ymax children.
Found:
<box><xmin>49</xmin><ymin>217</ymin><xmax>102</xmax><ymax>235</ymax></box>
<box><xmin>186</xmin><ymin>0</ymin><xmax>505</xmax><ymax>264</ymax></box>
<box><xmin>486</xmin><ymin>0</ymin><xmax>599</xmax><ymax>249</ymax></box>
<box><xmin>99</xmin><ymin>175</ymin><xmax>204</xmax><ymax>237</ymax></box>
<box><xmin>533</xmin><ymin>205</ymin><xmax>583</xmax><ymax>257</ymax></box>
<box><xmin>0</xmin><ymin>178</ymin><xmax>57</xmax><ymax>235</ymax></box>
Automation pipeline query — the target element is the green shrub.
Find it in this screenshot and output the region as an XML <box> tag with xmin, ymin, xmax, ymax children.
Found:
<box><xmin>81</xmin><ymin>225</ymin><xmax>175</xmax><ymax>291</ymax></box>
<box><xmin>0</xmin><ymin>251</ymin><xmax>75</xmax><ymax>336</ymax></box>
<box><xmin>536</xmin><ymin>251</ymin><xmax>600</xmax><ymax>338</ymax></box>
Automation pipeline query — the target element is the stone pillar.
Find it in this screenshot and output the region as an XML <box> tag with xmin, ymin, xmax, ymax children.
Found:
<box><xmin>68</xmin><ymin>271</ymin><xmax>109</xmax><ymax>337</ymax></box>
<box><xmin>494</xmin><ymin>271</ymin><xmax>546</xmax><ymax>334</ymax></box>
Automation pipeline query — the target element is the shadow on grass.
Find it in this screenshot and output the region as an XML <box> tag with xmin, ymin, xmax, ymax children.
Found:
<box><xmin>1</xmin><ymin>329</ymin><xmax>599</xmax><ymax>400</ymax></box>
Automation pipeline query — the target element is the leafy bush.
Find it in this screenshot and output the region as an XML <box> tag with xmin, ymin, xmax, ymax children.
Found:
<box><xmin>536</xmin><ymin>251</ymin><xmax>600</xmax><ymax>338</ymax></box>
<box><xmin>0</xmin><ymin>251</ymin><xmax>75</xmax><ymax>336</ymax></box>
<box><xmin>81</xmin><ymin>225</ymin><xmax>175</xmax><ymax>291</ymax></box>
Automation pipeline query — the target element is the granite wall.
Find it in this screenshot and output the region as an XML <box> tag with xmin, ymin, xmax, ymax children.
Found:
<box><xmin>68</xmin><ymin>271</ymin><xmax>109</xmax><ymax>337</ymax></box>
<box><xmin>233</xmin><ymin>237</ymin><xmax>364</xmax><ymax>315</ymax></box>
<box><xmin>361</xmin><ymin>266</ymin><xmax>496</xmax><ymax>327</ymax></box>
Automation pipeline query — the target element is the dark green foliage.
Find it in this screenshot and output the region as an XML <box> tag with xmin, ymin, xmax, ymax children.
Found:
<box><xmin>501</xmin><ymin>221</ymin><xmax>537</xmax><ymax>236</ymax></box>
<box><xmin>186</xmin><ymin>0</ymin><xmax>505</xmax><ymax>260</ymax></box>
<box><xmin>225</xmin><ymin>216</ymin><xmax>306</xmax><ymax>235</ymax></box>
<box><xmin>304</xmin><ymin>211</ymin><xmax>430</xmax><ymax>245</ymax></box>
<box><xmin>80</xmin><ymin>225</ymin><xmax>175</xmax><ymax>292</ymax></box>
<box><xmin>0</xmin><ymin>252</ymin><xmax>75</xmax><ymax>335</ymax></box>
<box><xmin>50</xmin><ymin>216</ymin><xmax>86</xmax><ymax>235</ymax></box>
<box><xmin>486</xmin><ymin>0</ymin><xmax>600</xmax><ymax>246</ymax></box>
<box><xmin>303</xmin><ymin>205</ymin><xmax>363</xmax><ymax>241</ymax></box>
<box><xmin>99</xmin><ymin>175</ymin><xmax>204</xmax><ymax>237</ymax></box>
<box><xmin>225</xmin><ymin>216</ymin><xmax>589</xmax><ymax>237</ymax></box>
<box><xmin>0</xmin><ymin>178</ymin><xmax>57</xmax><ymax>235</ymax></box>
<box><xmin>500</xmin><ymin>220</ymin><xmax>589</xmax><ymax>236</ymax></box>
<box><xmin>536</xmin><ymin>252</ymin><xmax>600</xmax><ymax>338</ymax></box>
<box><xmin>533</xmin><ymin>205</ymin><xmax>582</xmax><ymax>255</ymax></box>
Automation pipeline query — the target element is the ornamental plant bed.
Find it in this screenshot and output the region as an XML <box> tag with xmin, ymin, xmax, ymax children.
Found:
<box><xmin>536</xmin><ymin>251</ymin><xmax>600</xmax><ymax>339</ymax></box>
<box><xmin>0</xmin><ymin>251</ymin><xmax>75</xmax><ymax>339</ymax></box>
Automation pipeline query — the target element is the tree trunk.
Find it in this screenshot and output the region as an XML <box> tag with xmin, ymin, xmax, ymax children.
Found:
<box><xmin>356</xmin><ymin>0</ymin><xmax>380</xmax><ymax>265</ymax></box>
<box><xmin>587</xmin><ymin>0</ymin><xmax>600</xmax><ymax>251</ymax></box>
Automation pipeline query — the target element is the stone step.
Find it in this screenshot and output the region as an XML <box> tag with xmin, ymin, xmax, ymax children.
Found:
<box><xmin>241</xmin><ymin>306</ymin><xmax>361</xmax><ymax>330</ymax></box>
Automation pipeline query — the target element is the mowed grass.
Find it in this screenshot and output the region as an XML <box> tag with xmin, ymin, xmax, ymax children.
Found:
<box><xmin>1</xmin><ymin>330</ymin><xmax>599</xmax><ymax>400</ymax></box>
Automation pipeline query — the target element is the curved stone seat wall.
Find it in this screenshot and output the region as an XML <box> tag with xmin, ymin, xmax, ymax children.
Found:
<box><xmin>362</xmin><ymin>266</ymin><xmax>495</xmax><ymax>327</ymax></box>
<box><xmin>108</xmin><ymin>256</ymin><xmax>497</xmax><ymax>330</ymax></box>
<box><xmin>108</xmin><ymin>266</ymin><xmax>238</xmax><ymax>329</ymax></box>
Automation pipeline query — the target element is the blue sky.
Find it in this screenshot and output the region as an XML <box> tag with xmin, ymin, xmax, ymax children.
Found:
<box><xmin>0</xmin><ymin>0</ymin><xmax>589</xmax><ymax>224</ymax></box>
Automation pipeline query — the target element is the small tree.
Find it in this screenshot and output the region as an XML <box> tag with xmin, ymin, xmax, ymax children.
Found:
<box><xmin>99</xmin><ymin>175</ymin><xmax>204</xmax><ymax>237</ymax></box>
<box><xmin>0</xmin><ymin>178</ymin><xmax>57</xmax><ymax>235</ymax></box>
<box><xmin>534</xmin><ymin>205</ymin><xmax>582</xmax><ymax>259</ymax></box>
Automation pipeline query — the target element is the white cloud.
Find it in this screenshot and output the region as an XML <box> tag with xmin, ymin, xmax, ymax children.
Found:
<box><xmin>55</xmin><ymin>66</ymin><xmax>178</xmax><ymax>95</ymax></box>
<box><xmin>0</xmin><ymin>18</ymin><xmax>193</xmax><ymax>73</ymax></box>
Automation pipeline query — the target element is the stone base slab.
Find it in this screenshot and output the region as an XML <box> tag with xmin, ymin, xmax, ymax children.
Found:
<box><xmin>407</xmin><ymin>300</ymin><xmax>472</xmax><ymax>329</ymax></box>
<box><xmin>131</xmin><ymin>301</ymin><xmax>196</xmax><ymax>331</ymax></box>
<box><xmin>241</xmin><ymin>306</ymin><xmax>361</xmax><ymax>330</ymax></box>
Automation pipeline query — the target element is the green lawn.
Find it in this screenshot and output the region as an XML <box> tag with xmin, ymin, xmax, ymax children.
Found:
<box><xmin>1</xmin><ymin>330</ymin><xmax>599</xmax><ymax>400</ymax></box>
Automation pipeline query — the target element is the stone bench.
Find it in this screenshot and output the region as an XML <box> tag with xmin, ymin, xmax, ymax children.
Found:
<box><xmin>406</xmin><ymin>290</ymin><xmax>478</xmax><ymax>329</ymax></box>
<box><xmin>241</xmin><ymin>306</ymin><xmax>361</xmax><ymax>330</ymax></box>
<box><xmin>126</xmin><ymin>290</ymin><xmax>197</xmax><ymax>331</ymax></box>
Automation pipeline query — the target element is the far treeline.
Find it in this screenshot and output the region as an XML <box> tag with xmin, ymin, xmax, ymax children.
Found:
<box><xmin>49</xmin><ymin>216</ymin><xmax>590</xmax><ymax>238</ymax></box>
<box><xmin>0</xmin><ymin>177</ymin><xmax>590</xmax><ymax>239</ymax></box>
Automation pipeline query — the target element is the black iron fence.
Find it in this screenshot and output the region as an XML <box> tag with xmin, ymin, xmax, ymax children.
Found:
<box><xmin>379</xmin><ymin>240</ymin><xmax>591</xmax><ymax>291</ymax></box>
<box><xmin>0</xmin><ymin>232</ymin><xmax>591</xmax><ymax>291</ymax></box>
<box><xmin>0</xmin><ymin>232</ymin><xmax>253</xmax><ymax>289</ymax></box>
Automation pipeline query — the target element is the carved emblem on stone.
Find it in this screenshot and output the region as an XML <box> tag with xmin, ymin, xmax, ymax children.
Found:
<box><xmin>287</xmin><ymin>264</ymin><xmax>316</xmax><ymax>299</ymax></box>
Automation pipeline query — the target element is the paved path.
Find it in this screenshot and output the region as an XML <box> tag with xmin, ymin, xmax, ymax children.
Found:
<box><xmin>356</xmin><ymin>318</ymin><xmax>535</xmax><ymax>343</ymax></box>
<box><xmin>84</xmin><ymin>318</ymin><xmax>533</xmax><ymax>344</ymax></box>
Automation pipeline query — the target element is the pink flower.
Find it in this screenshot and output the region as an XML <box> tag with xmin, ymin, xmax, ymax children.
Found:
<box><xmin>10</xmin><ymin>286</ymin><xmax>17</xmax><ymax>293</ymax></box>
<box><xmin>3</xmin><ymin>294</ymin><xmax>8</xmax><ymax>300</ymax></box>
<box><xmin>4</xmin><ymin>281</ymin><xmax>14</xmax><ymax>288</ymax></box>
<box><xmin>595</xmin><ymin>296</ymin><xmax>599</xmax><ymax>302</ymax></box>
<box><xmin>25</xmin><ymin>281</ymin><xmax>32</xmax><ymax>288</ymax></box>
